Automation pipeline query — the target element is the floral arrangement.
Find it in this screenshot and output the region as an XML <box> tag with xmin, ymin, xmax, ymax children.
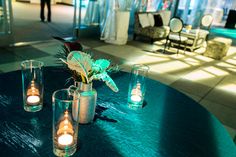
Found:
<box><xmin>60</xmin><ymin>51</ymin><xmax>119</xmax><ymax>92</ymax></box>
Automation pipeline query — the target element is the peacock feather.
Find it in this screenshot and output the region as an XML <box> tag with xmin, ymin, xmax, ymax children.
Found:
<box><xmin>66</xmin><ymin>51</ymin><xmax>93</xmax><ymax>83</ymax></box>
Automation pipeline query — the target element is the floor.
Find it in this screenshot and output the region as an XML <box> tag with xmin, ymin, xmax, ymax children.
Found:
<box><xmin>1</xmin><ymin>1</ymin><xmax>236</xmax><ymax>140</ymax></box>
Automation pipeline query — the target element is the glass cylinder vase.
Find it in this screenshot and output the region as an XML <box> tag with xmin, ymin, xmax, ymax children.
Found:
<box><xmin>52</xmin><ymin>89</ymin><xmax>80</xmax><ymax>157</ymax></box>
<box><xmin>21</xmin><ymin>60</ymin><xmax>44</xmax><ymax>112</ymax></box>
<box><xmin>128</xmin><ymin>64</ymin><xmax>149</xmax><ymax>109</ymax></box>
<box><xmin>75</xmin><ymin>82</ymin><xmax>97</xmax><ymax>124</ymax></box>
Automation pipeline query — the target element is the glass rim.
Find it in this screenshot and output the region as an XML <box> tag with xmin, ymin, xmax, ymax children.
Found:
<box><xmin>52</xmin><ymin>88</ymin><xmax>80</xmax><ymax>103</ymax></box>
<box><xmin>132</xmin><ymin>64</ymin><xmax>150</xmax><ymax>71</ymax></box>
<box><xmin>21</xmin><ymin>60</ymin><xmax>44</xmax><ymax>68</ymax></box>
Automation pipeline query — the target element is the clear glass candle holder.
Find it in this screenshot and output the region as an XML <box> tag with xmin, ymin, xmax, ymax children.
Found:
<box><xmin>21</xmin><ymin>60</ymin><xmax>44</xmax><ymax>112</ymax></box>
<box><xmin>52</xmin><ymin>89</ymin><xmax>80</xmax><ymax>157</ymax></box>
<box><xmin>128</xmin><ymin>64</ymin><xmax>149</xmax><ymax>109</ymax></box>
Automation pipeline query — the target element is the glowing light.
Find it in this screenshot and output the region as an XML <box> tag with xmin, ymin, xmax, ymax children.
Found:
<box><xmin>183</xmin><ymin>70</ymin><xmax>214</xmax><ymax>81</ymax></box>
<box><xmin>204</xmin><ymin>66</ymin><xmax>229</xmax><ymax>76</ymax></box>
<box><xmin>170</xmin><ymin>54</ymin><xmax>185</xmax><ymax>59</ymax></box>
<box><xmin>26</xmin><ymin>81</ymin><xmax>40</xmax><ymax>105</ymax></box>
<box><xmin>27</xmin><ymin>96</ymin><xmax>40</xmax><ymax>104</ymax></box>
<box><xmin>132</xmin><ymin>54</ymin><xmax>170</xmax><ymax>65</ymax></box>
<box><xmin>228</xmin><ymin>68</ymin><xmax>236</xmax><ymax>72</ymax></box>
<box><xmin>58</xmin><ymin>134</ymin><xmax>73</xmax><ymax>146</ymax></box>
<box><xmin>57</xmin><ymin>111</ymin><xmax>74</xmax><ymax>146</ymax></box>
<box><xmin>184</xmin><ymin>58</ymin><xmax>200</xmax><ymax>66</ymax></box>
<box><xmin>150</xmin><ymin>61</ymin><xmax>190</xmax><ymax>73</ymax></box>
<box><xmin>216</xmin><ymin>62</ymin><xmax>235</xmax><ymax>68</ymax></box>
<box><xmin>218</xmin><ymin>84</ymin><xmax>236</xmax><ymax>95</ymax></box>
<box><xmin>131</xmin><ymin>95</ymin><xmax>142</xmax><ymax>102</ymax></box>
<box><xmin>226</xmin><ymin>59</ymin><xmax>236</xmax><ymax>65</ymax></box>
<box><xmin>194</xmin><ymin>55</ymin><xmax>213</xmax><ymax>62</ymax></box>
<box><xmin>130</xmin><ymin>83</ymin><xmax>142</xmax><ymax>102</ymax></box>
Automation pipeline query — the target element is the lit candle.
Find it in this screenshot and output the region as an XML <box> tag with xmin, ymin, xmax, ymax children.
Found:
<box><xmin>130</xmin><ymin>83</ymin><xmax>142</xmax><ymax>102</ymax></box>
<box><xmin>57</xmin><ymin>111</ymin><xmax>74</xmax><ymax>146</ymax></box>
<box><xmin>26</xmin><ymin>81</ymin><xmax>40</xmax><ymax>105</ymax></box>
<box><xmin>58</xmin><ymin>133</ymin><xmax>73</xmax><ymax>146</ymax></box>
<box><xmin>27</xmin><ymin>95</ymin><xmax>40</xmax><ymax>104</ymax></box>
<box><xmin>131</xmin><ymin>94</ymin><xmax>142</xmax><ymax>102</ymax></box>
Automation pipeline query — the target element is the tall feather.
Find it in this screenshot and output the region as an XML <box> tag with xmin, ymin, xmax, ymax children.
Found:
<box><xmin>92</xmin><ymin>71</ymin><xmax>119</xmax><ymax>92</ymax></box>
<box><xmin>67</xmin><ymin>51</ymin><xmax>93</xmax><ymax>83</ymax></box>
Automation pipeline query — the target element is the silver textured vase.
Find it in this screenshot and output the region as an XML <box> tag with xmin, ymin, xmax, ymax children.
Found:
<box><xmin>75</xmin><ymin>82</ymin><xmax>97</xmax><ymax>124</ymax></box>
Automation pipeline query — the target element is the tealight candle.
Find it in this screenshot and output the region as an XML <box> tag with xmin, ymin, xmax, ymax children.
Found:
<box><xmin>27</xmin><ymin>95</ymin><xmax>40</xmax><ymax>104</ymax></box>
<box><xmin>58</xmin><ymin>133</ymin><xmax>73</xmax><ymax>146</ymax></box>
<box><xmin>26</xmin><ymin>81</ymin><xmax>40</xmax><ymax>105</ymax></box>
<box><xmin>57</xmin><ymin>111</ymin><xmax>74</xmax><ymax>146</ymax></box>
<box><xmin>131</xmin><ymin>94</ymin><xmax>142</xmax><ymax>102</ymax></box>
<box><xmin>130</xmin><ymin>83</ymin><xmax>142</xmax><ymax>102</ymax></box>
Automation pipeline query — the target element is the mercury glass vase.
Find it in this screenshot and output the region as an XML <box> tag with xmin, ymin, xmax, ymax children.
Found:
<box><xmin>74</xmin><ymin>81</ymin><xmax>97</xmax><ymax>124</ymax></box>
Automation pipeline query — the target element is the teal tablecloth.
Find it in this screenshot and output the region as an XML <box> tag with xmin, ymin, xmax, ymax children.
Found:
<box><xmin>0</xmin><ymin>67</ymin><xmax>235</xmax><ymax>157</ymax></box>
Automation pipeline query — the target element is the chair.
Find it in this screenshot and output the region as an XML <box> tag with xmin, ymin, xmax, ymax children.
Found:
<box><xmin>200</xmin><ymin>14</ymin><xmax>213</xmax><ymax>30</ymax></box>
<box><xmin>164</xmin><ymin>17</ymin><xmax>188</xmax><ymax>55</ymax></box>
<box><xmin>200</xmin><ymin>14</ymin><xmax>213</xmax><ymax>41</ymax></box>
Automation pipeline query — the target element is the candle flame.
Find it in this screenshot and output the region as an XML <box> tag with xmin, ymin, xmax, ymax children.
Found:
<box><xmin>57</xmin><ymin>110</ymin><xmax>74</xmax><ymax>146</ymax></box>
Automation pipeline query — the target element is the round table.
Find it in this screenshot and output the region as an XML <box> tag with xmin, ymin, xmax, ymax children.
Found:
<box><xmin>0</xmin><ymin>67</ymin><xmax>235</xmax><ymax>157</ymax></box>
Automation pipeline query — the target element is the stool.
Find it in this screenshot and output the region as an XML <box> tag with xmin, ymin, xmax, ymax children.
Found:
<box><xmin>204</xmin><ymin>37</ymin><xmax>232</xmax><ymax>60</ymax></box>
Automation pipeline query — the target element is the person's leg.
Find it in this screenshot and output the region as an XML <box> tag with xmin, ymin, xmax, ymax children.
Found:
<box><xmin>46</xmin><ymin>0</ymin><xmax>51</xmax><ymax>22</ymax></box>
<box><xmin>40</xmin><ymin>0</ymin><xmax>45</xmax><ymax>21</ymax></box>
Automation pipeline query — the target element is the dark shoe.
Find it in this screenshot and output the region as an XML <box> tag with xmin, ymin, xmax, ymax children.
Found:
<box><xmin>41</xmin><ymin>19</ymin><xmax>45</xmax><ymax>22</ymax></box>
<box><xmin>48</xmin><ymin>19</ymin><xmax>51</xmax><ymax>22</ymax></box>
